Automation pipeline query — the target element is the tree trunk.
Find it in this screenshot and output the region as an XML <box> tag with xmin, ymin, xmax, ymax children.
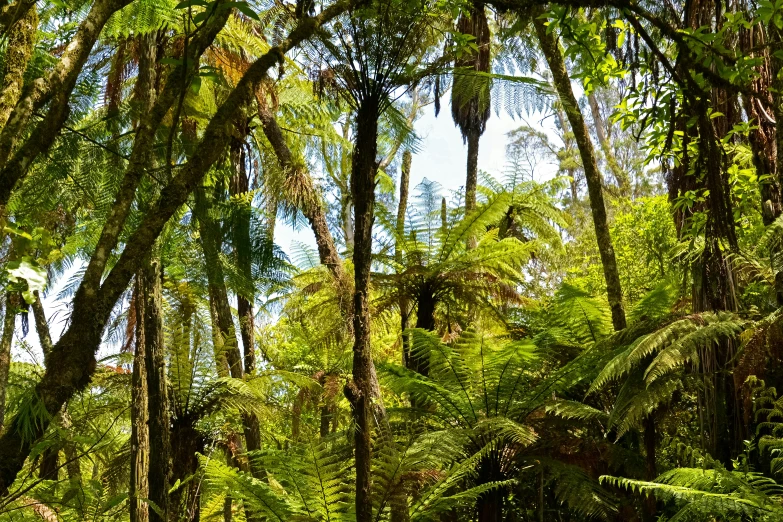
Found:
<box><xmin>396</xmin><ymin>150</ymin><xmax>412</xmax><ymax>369</ymax></box>
<box><xmin>195</xmin><ymin>187</ymin><xmax>244</xmax><ymax>379</ymax></box>
<box><xmin>257</xmin><ymin>102</ymin><xmax>353</xmax><ymax>325</ymax></box>
<box><xmin>411</xmin><ymin>287</ymin><xmax>436</xmax><ymax>378</ymax></box>
<box><xmin>194</xmin><ymin>185</ymin><xmax>262</xmax><ymax>514</ymax></box>
<box><xmin>139</xmin><ymin>252</ymin><xmax>171</xmax><ymax>522</ymax></box>
<box><xmin>0</xmin><ymin>3</ymin><xmax>35</xmax><ymax>127</ymax></box>
<box><xmin>257</xmin><ymin>105</ymin><xmax>347</xmax><ymax>285</ymax></box>
<box><xmin>345</xmin><ymin>94</ymin><xmax>386</xmax><ymax>522</ymax></box>
<box><xmin>0</xmin><ymin>0</ymin><xmax>36</xmax><ymax>36</ymax></box>
<box><xmin>229</xmin><ymin>133</ymin><xmax>263</xmax><ymax>467</ymax></box>
<box><xmin>31</xmin><ymin>291</ymin><xmax>52</xmax><ymax>363</ymax></box>
<box><xmin>477</xmin><ymin>489</ymin><xmax>504</xmax><ymax>522</ymax></box>
<box><xmin>59</xmin><ymin>407</ymin><xmax>81</xmax><ymax>482</ymax></box>
<box><xmin>554</xmin><ymin>106</ymin><xmax>580</xmax><ymax>213</ymax></box>
<box><xmin>0</xmin><ymin>293</ymin><xmax>18</xmax><ymax>433</ymax></box>
<box><xmin>130</xmin><ymin>281</ymin><xmax>149</xmax><ymax>522</ymax></box>
<box><xmin>465</xmin><ymin>128</ymin><xmax>480</xmax><ymax>215</ymax></box>
<box><xmin>534</xmin><ymin>12</ymin><xmax>627</xmax><ymax>331</ymax></box>
<box><xmin>170</xmin><ymin>417</ymin><xmax>204</xmax><ymax>522</ymax></box>
<box><xmin>465</xmin><ymin>129</ymin><xmax>480</xmax><ymax>249</ymax></box>
<box><xmin>34</xmin><ymin>292</ymin><xmax>58</xmax><ymax>480</ymax></box>
<box><xmin>587</xmin><ymin>92</ymin><xmax>630</xmax><ymax>197</ymax></box>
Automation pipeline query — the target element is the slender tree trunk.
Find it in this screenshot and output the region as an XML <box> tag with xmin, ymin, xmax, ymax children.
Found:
<box><xmin>59</xmin><ymin>408</ymin><xmax>81</xmax><ymax>482</ymax></box>
<box><xmin>31</xmin><ymin>291</ymin><xmax>52</xmax><ymax>362</ymax></box>
<box><xmin>343</xmin><ymin>199</ymin><xmax>355</xmax><ymax>250</ymax></box>
<box><xmin>396</xmin><ymin>150</ymin><xmax>412</xmax><ymax>369</ymax></box>
<box><xmin>345</xmin><ymin>94</ymin><xmax>386</xmax><ymax>522</ymax></box>
<box><xmin>554</xmin><ymin>107</ymin><xmax>579</xmax><ymax>212</ymax></box>
<box><xmin>257</xmin><ymin>105</ymin><xmax>347</xmax><ymax>283</ymax></box>
<box><xmin>465</xmin><ymin>128</ymin><xmax>480</xmax><ymax>215</ymax></box>
<box><xmin>229</xmin><ymin>133</ymin><xmax>263</xmax><ymax>467</ymax></box>
<box><xmin>194</xmin><ymin>185</ymin><xmax>261</xmax><ymax>515</ymax></box>
<box><xmin>0</xmin><ymin>3</ymin><xmax>35</xmax><ymax>127</ymax></box>
<box><xmin>34</xmin><ymin>292</ymin><xmax>58</xmax><ymax>480</ymax></box>
<box><xmin>130</xmin><ymin>281</ymin><xmax>149</xmax><ymax>522</ymax></box>
<box><xmin>139</xmin><ymin>251</ymin><xmax>171</xmax><ymax>522</ymax></box>
<box><xmin>587</xmin><ymin>92</ymin><xmax>630</xmax><ymax>197</ymax></box>
<box><xmin>465</xmin><ymin>129</ymin><xmax>480</xmax><ymax>249</ymax></box>
<box><xmin>341</xmin><ymin>122</ymin><xmax>355</xmax><ymax>251</ymax></box>
<box><xmin>538</xmin><ymin>468</ymin><xmax>544</xmax><ymax>522</ymax></box>
<box><xmin>534</xmin><ymin>13</ymin><xmax>627</xmax><ymax>331</ymax></box>
<box><xmin>257</xmin><ymin>103</ymin><xmax>353</xmax><ymax>324</ymax></box>
<box><xmin>195</xmin><ymin>187</ymin><xmax>244</xmax><ymax>379</ymax></box>
<box><xmin>0</xmin><ymin>293</ymin><xmax>18</xmax><ymax>433</ymax></box>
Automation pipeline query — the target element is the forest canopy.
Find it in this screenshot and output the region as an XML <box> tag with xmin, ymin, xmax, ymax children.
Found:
<box><xmin>0</xmin><ymin>0</ymin><xmax>783</xmax><ymax>520</ymax></box>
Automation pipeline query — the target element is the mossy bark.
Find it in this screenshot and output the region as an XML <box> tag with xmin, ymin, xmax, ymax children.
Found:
<box><xmin>0</xmin><ymin>4</ymin><xmax>35</xmax><ymax>127</ymax></box>
<box><xmin>130</xmin><ymin>281</ymin><xmax>149</xmax><ymax>522</ymax></box>
<box><xmin>0</xmin><ymin>293</ymin><xmax>18</xmax><ymax>433</ymax></box>
<box><xmin>534</xmin><ymin>11</ymin><xmax>627</xmax><ymax>331</ymax></box>
<box><xmin>139</xmin><ymin>252</ymin><xmax>171</xmax><ymax>522</ymax></box>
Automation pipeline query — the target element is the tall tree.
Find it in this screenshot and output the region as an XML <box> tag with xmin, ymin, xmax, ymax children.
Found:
<box><xmin>533</xmin><ymin>9</ymin><xmax>627</xmax><ymax>331</ymax></box>
<box><xmin>451</xmin><ymin>0</ymin><xmax>492</xmax><ymax>224</ymax></box>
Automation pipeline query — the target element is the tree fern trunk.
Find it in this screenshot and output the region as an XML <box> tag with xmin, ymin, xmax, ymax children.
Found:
<box><xmin>411</xmin><ymin>288</ymin><xmax>436</xmax><ymax>377</ymax></box>
<box><xmin>397</xmin><ymin>150</ymin><xmax>412</xmax><ymax>369</ymax></box>
<box><xmin>346</xmin><ymin>94</ymin><xmax>387</xmax><ymax>522</ymax></box>
<box><xmin>643</xmin><ymin>416</ymin><xmax>657</xmax><ymax>521</ymax></box>
<box><xmin>130</xmin><ymin>281</ymin><xmax>149</xmax><ymax>522</ymax></box>
<box><xmin>170</xmin><ymin>419</ymin><xmax>204</xmax><ymax>522</ymax></box>
<box><xmin>139</xmin><ymin>251</ymin><xmax>171</xmax><ymax>522</ymax></box>
<box><xmin>534</xmin><ymin>11</ymin><xmax>627</xmax><ymax>331</ymax></box>
<box><xmin>466</xmin><ymin>128</ymin><xmax>480</xmax><ymax>216</ymax></box>
<box><xmin>0</xmin><ymin>6</ymin><xmax>347</xmax><ymax>493</ymax></box>
<box><xmin>477</xmin><ymin>489</ymin><xmax>503</xmax><ymax>522</ymax></box>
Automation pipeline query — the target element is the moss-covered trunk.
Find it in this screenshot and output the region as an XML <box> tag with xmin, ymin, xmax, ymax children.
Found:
<box><xmin>534</xmin><ymin>11</ymin><xmax>627</xmax><ymax>331</ymax></box>
<box><xmin>346</xmin><ymin>94</ymin><xmax>386</xmax><ymax>522</ymax></box>
<box><xmin>130</xmin><ymin>281</ymin><xmax>149</xmax><ymax>522</ymax></box>
<box><xmin>139</xmin><ymin>252</ymin><xmax>171</xmax><ymax>522</ymax></box>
